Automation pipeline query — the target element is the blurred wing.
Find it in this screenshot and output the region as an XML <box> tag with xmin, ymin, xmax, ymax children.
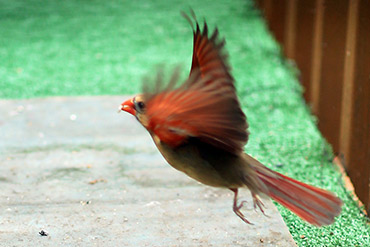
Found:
<box><xmin>145</xmin><ymin>72</ymin><xmax>248</xmax><ymax>155</ymax></box>
<box><xmin>184</xmin><ymin>12</ymin><xmax>234</xmax><ymax>87</ymax></box>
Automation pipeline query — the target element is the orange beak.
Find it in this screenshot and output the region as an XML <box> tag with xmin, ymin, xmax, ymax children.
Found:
<box><xmin>119</xmin><ymin>98</ymin><xmax>136</xmax><ymax>116</ymax></box>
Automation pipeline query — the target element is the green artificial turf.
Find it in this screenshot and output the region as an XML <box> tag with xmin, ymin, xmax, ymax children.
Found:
<box><xmin>1</xmin><ymin>0</ymin><xmax>369</xmax><ymax>246</ymax></box>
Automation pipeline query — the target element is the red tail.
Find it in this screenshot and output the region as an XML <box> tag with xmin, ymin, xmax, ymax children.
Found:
<box><xmin>255</xmin><ymin>166</ymin><xmax>342</xmax><ymax>226</ymax></box>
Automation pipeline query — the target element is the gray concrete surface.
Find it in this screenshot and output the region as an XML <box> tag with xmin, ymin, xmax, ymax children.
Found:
<box><xmin>0</xmin><ymin>96</ymin><xmax>296</xmax><ymax>247</ymax></box>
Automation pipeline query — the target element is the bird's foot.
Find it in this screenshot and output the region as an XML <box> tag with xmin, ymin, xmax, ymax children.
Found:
<box><xmin>252</xmin><ymin>192</ymin><xmax>269</xmax><ymax>218</ymax></box>
<box><xmin>233</xmin><ymin>200</ymin><xmax>253</xmax><ymax>225</ymax></box>
<box><xmin>235</xmin><ymin>199</ymin><xmax>248</xmax><ymax>211</ymax></box>
<box><xmin>230</xmin><ymin>188</ymin><xmax>253</xmax><ymax>225</ymax></box>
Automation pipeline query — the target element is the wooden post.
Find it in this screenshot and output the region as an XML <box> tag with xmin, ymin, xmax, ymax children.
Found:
<box><xmin>339</xmin><ymin>0</ymin><xmax>370</xmax><ymax>214</ymax></box>
<box><xmin>340</xmin><ymin>0</ymin><xmax>359</xmax><ymax>167</ymax></box>
<box><xmin>258</xmin><ymin>0</ymin><xmax>297</xmax><ymax>59</ymax></box>
<box><xmin>310</xmin><ymin>0</ymin><xmax>324</xmax><ymax>114</ymax></box>
<box><xmin>266</xmin><ymin>0</ymin><xmax>287</xmax><ymax>47</ymax></box>
<box><xmin>284</xmin><ymin>0</ymin><xmax>297</xmax><ymax>59</ymax></box>
<box><xmin>317</xmin><ymin>0</ymin><xmax>349</xmax><ymax>153</ymax></box>
<box><xmin>294</xmin><ymin>0</ymin><xmax>316</xmax><ymax>103</ymax></box>
<box><xmin>255</xmin><ymin>0</ymin><xmax>272</xmax><ymax>22</ymax></box>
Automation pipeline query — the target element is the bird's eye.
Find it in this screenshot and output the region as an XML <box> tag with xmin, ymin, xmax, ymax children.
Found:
<box><xmin>137</xmin><ymin>101</ymin><xmax>145</xmax><ymax>110</ymax></box>
<box><xmin>134</xmin><ymin>99</ymin><xmax>145</xmax><ymax>113</ymax></box>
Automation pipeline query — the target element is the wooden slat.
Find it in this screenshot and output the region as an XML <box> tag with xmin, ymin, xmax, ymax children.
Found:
<box><xmin>317</xmin><ymin>0</ymin><xmax>349</xmax><ymax>153</ymax></box>
<box><xmin>342</xmin><ymin>0</ymin><xmax>370</xmax><ymax>214</ymax></box>
<box><xmin>310</xmin><ymin>0</ymin><xmax>324</xmax><ymax>114</ymax></box>
<box><xmin>259</xmin><ymin>0</ymin><xmax>296</xmax><ymax>58</ymax></box>
<box><xmin>256</xmin><ymin>0</ymin><xmax>273</xmax><ymax>25</ymax></box>
<box><xmin>266</xmin><ymin>0</ymin><xmax>287</xmax><ymax>47</ymax></box>
<box><xmin>284</xmin><ymin>0</ymin><xmax>297</xmax><ymax>59</ymax></box>
<box><xmin>340</xmin><ymin>0</ymin><xmax>359</xmax><ymax>169</ymax></box>
<box><xmin>294</xmin><ymin>0</ymin><xmax>316</xmax><ymax>103</ymax></box>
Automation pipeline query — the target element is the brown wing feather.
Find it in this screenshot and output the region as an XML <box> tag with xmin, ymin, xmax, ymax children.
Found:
<box><xmin>142</xmin><ymin>13</ymin><xmax>249</xmax><ymax>154</ymax></box>
<box><xmin>188</xmin><ymin>16</ymin><xmax>234</xmax><ymax>87</ymax></box>
<box><xmin>144</xmin><ymin>71</ymin><xmax>248</xmax><ymax>155</ymax></box>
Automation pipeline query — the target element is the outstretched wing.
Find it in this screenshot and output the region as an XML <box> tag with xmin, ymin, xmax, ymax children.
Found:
<box><xmin>182</xmin><ymin>11</ymin><xmax>234</xmax><ymax>87</ymax></box>
<box><xmin>144</xmin><ymin>70</ymin><xmax>248</xmax><ymax>155</ymax></box>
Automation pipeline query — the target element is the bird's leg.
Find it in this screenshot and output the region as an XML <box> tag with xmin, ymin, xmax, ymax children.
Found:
<box><xmin>252</xmin><ymin>192</ymin><xmax>269</xmax><ymax>217</ymax></box>
<box><xmin>230</xmin><ymin>188</ymin><xmax>253</xmax><ymax>225</ymax></box>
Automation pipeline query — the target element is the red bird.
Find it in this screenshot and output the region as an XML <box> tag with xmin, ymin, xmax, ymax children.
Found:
<box><xmin>119</xmin><ymin>13</ymin><xmax>342</xmax><ymax>226</ymax></box>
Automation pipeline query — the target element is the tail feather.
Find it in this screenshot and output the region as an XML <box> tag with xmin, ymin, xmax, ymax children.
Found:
<box><xmin>254</xmin><ymin>166</ymin><xmax>342</xmax><ymax>226</ymax></box>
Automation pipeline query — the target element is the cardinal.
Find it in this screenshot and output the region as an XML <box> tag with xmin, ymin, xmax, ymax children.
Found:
<box><xmin>119</xmin><ymin>12</ymin><xmax>342</xmax><ymax>226</ymax></box>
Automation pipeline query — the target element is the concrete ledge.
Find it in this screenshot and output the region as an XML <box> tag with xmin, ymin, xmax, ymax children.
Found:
<box><xmin>0</xmin><ymin>96</ymin><xmax>296</xmax><ymax>246</ymax></box>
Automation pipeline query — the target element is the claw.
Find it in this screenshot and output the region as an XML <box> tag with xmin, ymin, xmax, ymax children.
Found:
<box><xmin>236</xmin><ymin>200</ymin><xmax>248</xmax><ymax>211</ymax></box>
<box><xmin>252</xmin><ymin>192</ymin><xmax>269</xmax><ymax>218</ymax></box>
<box><xmin>230</xmin><ymin>188</ymin><xmax>270</xmax><ymax>224</ymax></box>
<box><xmin>230</xmin><ymin>188</ymin><xmax>253</xmax><ymax>225</ymax></box>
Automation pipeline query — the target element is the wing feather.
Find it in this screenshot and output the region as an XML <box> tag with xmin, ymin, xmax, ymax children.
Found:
<box><xmin>144</xmin><ymin>71</ymin><xmax>248</xmax><ymax>155</ymax></box>
<box><xmin>188</xmin><ymin>17</ymin><xmax>233</xmax><ymax>87</ymax></box>
<box><xmin>142</xmin><ymin>14</ymin><xmax>248</xmax><ymax>154</ymax></box>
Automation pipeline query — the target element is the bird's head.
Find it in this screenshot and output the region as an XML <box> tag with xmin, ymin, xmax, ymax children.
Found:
<box><xmin>119</xmin><ymin>94</ymin><xmax>148</xmax><ymax>126</ymax></box>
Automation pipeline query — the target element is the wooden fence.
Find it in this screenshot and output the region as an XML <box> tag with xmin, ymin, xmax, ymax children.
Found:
<box><xmin>256</xmin><ymin>0</ymin><xmax>370</xmax><ymax>215</ymax></box>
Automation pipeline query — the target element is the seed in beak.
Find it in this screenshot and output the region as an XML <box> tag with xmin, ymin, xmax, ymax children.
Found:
<box><xmin>117</xmin><ymin>105</ymin><xmax>123</xmax><ymax>113</ymax></box>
